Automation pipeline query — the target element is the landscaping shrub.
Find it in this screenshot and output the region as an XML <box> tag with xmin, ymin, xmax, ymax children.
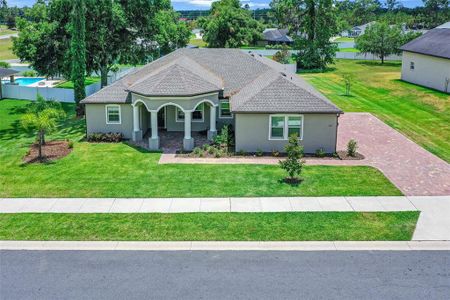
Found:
<box><xmin>214</xmin><ymin>125</ymin><xmax>234</xmax><ymax>152</ymax></box>
<box><xmin>87</xmin><ymin>132</ymin><xmax>123</xmax><ymax>143</ymax></box>
<box><xmin>22</xmin><ymin>70</ymin><xmax>38</xmax><ymax>77</ymax></box>
<box><xmin>0</xmin><ymin>61</ymin><xmax>10</xmax><ymax>68</ymax></box>
<box><xmin>256</xmin><ymin>149</ymin><xmax>263</xmax><ymax>157</ymax></box>
<box><xmin>67</xmin><ymin>140</ymin><xmax>74</xmax><ymax>149</ymax></box>
<box><xmin>315</xmin><ymin>148</ymin><xmax>326</xmax><ymax>157</ymax></box>
<box><xmin>279</xmin><ymin>134</ymin><xmax>304</xmax><ymax>184</ymax></box>
<box><xmin>347</xmin><ymin>139</ymin><xmax>358</xmax><ymax>157</ymax></box>
<box><xmin>193</xmin><ymin>147</ymin><xmax>203</xmax><ymax>156</ymax></box>
<box><xmin>265</xmin><ymin>44</ymin><xmax>292</xmax><ymax>50</ymax></box>
<box><xmin>272</xmin><ymin>44</ymin><xmax>291</xmax><ymax>64</ymax></box>
<box><xmin>272</xmin><ymin>150</ymin><xmax>280</xmax><ymax>157</ymax></box>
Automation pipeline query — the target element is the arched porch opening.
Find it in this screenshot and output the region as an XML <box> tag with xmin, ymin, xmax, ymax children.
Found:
<box><xmin>131</xmin><ymin>100</ymin><xmax>218</xmax><ymax>152</ymax></box>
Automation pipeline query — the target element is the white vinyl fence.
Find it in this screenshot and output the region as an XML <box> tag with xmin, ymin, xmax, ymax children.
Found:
<box><xmin>240</xmin><ymin>49</ymin><xmax>402</xmax><ymax>62</ymax></box>
<box><xmin>335</xmin><ymin>52</ymin><xmax>402</xmax><ymax>61</ymax></box>
<box><xmin>3</xmin><ymin>81</ymin><xmax>101</xmax><ymax>103</ymax></box>
<box><xmin>2</xmin><ymin>66</ymin><xmax>137</xmax><ymax>103</ymax></box>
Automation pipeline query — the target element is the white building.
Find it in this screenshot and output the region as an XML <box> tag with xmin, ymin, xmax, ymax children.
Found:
<box><xmin>400</xmin><ymin>22</ymin><xmax>450</xmax><ymax>93</ymax></box>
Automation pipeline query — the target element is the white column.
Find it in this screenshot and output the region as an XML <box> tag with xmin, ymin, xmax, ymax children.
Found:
<box><xmin>132</xmin><ymin>105</ymin><xmax>142</xmax><ymax>141</ymax></box>
<box><xmin>208</xmin><ymin>105</ymin><xmax>217</xmax><ymax>141</ymax></box>
<box><xmin>148</xmin><ymin>110</ymin><xmax>159</xmax><ymax>150</ymax></box>
<box><xmin>183</xmin><ymin>110</ymin><xmax>194</xmax><ymax>151</ymax></box>
<box><xmin>151</xmin><ymin>111</ymin><xmax>158</xmax><ymax>138</ymax></box>
<box><xmin>133</xmin><ymin>105</ymin><xmax>140</xmax><ymax>132</ymax></box>
<box><xmin>210</xmin><ymin>106</ymin><xmax>217</xmax><ymax>132</ymax></box>
<box><xmin>184</xmin><ymin>111</ymin><xmax>192</xmax><ymax>140</ymax></box>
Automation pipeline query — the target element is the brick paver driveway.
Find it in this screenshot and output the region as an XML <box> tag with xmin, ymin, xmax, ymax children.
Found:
<box><xmin>337</xmin><ymin>113</ymin><xmax>450</xmax><ymax>196</ymax></box>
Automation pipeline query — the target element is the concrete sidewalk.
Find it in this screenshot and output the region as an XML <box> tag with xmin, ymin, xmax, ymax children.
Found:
<box><xmin>1</xmin><ymin>196</ymin><xmax>449</xmax><ymax>240</ymax></box>
<box><xmin>1</xmin><ymin>241</ymin><xmax>450</xmax><ymax>251</ymax></box>
<box><xmin>0</xmin><ymin>196</ymin><xmax>419</xmax><ymax>213</ymax></box>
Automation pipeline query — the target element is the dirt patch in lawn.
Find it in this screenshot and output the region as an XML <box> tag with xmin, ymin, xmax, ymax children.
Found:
<box><xmin>23</xmin><ymin>141</ymin><xmax>72</xmax><ymax>164</ymax></box>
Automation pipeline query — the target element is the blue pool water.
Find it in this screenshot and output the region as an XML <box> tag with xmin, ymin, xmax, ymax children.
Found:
<box><xmin>2</xmin><ymin>77</ymin><xmax>45</xmax><ymax>86</ymax></box>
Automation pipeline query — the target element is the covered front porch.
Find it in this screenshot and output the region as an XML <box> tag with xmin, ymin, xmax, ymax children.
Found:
<box><xmin>130</xmin><ymin>93</ymin><xmax>219</xmax><ymax>152</ymax></box>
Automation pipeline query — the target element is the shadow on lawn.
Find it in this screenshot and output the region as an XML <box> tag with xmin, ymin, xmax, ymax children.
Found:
<box><xmin>356</xmin><ymin>61</ymin><xmax>401</xmax><ymax>67</ymax></box>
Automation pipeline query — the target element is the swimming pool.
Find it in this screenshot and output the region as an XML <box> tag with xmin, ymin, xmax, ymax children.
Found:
<box><xmin>2</xmin><ymin>77</ymin><xmax>46</xmax><ymax>86</ymax></box>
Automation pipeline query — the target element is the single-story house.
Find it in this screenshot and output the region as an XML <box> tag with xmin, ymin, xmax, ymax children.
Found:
<box><xmin>258</xmin><ymin>28</ymin><xmax>294</xmax><ymax>46</ymax></box>
<box><xmin>400</xmin><ymin>22</ymin><xmax>450</xmax><ymax>93</ymax></box>
<box><xmin>341</xmin><ymin>22</ymin><xmax>375</xmax><ymax>37</ymax></box>
<box><xmin>0</xmin><ymin>67</ymin><xmax>20</xmax><ymax>99</ymax></box>
<box><xmin>81</xmin><ymin>48</ymin><xmax>342</xmax><ymax>153</ymax></box>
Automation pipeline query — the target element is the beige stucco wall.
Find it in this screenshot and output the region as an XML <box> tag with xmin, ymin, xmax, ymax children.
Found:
<box><xmin>85</xmin><ymin>101</ymin><xmax>236</xmax><ymax>138</ymax></box>
<box><xmin>131</xmin><ymin>93</ymin><xmax>220</xmax><ymax>112</ymax></box>
<box><xmin>85</xmin><ymin>104</ymin><xmax>134</xmax><ymax>139</ymax></box>
<box><xmin>401</xmin><ymin>51</ymin><xmax>450</xmax><ymax>93</ymax></box>
<box><xmin>235</xmin><ymin>113</ymin><xmax>338</xmax><ymax>153</ymax></box>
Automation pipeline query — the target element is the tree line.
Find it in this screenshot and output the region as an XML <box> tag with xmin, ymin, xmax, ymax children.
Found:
<box><xmin>11</xmin><ymin>0</ymin><xmax>190</xmax><ymax>115</ymax></box>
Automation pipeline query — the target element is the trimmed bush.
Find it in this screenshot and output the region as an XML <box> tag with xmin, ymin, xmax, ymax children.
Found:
<box><xmin>347</xmin><ymin>139</ymin><xmax>358</xmax><ymax>157</ymax></box>
<box><xmin>87</xmin><ymin>132</ymin><xmax>123</xmax><ymax>143</ymax></box>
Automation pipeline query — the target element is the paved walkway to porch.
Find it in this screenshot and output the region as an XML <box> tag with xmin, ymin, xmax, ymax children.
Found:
<box><xmin>159</xmin><ymin>113</ymin><xmax>450</xmax><ymax>196</ymax></box>
<box><xmin>1</xmin><ymin>196</ymin><xmax>449</xmax><ymax>240</ymax></box>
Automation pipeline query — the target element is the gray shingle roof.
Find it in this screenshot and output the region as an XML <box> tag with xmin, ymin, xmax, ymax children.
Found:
<box><xmin>127</xmin><ymin>58</ymin><xmax>222</xmax><ymax>96</ymax></box>
<box><xmin>0</xmin><ymin>67</ymin><xmax>20</xmax><ymax>78</ymax></box>
<box><xmin>263</xmin><ymin>29</ymin><xmax>293</xmax><ymax>43</ymax></box>
<box><xmin>400</xmin><ymin>26</ymin><xmax>450</xmax><ymax>59</ymax></box>
<box><xmin>81</xmin><ymin>48</ymin><xmax>342</xmax><ymax>114</ymax></box>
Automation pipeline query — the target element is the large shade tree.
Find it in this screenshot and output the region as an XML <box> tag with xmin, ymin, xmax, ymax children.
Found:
<box><xmin>198</xmin><ymin>0</ymin><xmax>263</xmax><ymax>48</ymax></box>
<box><xmin>13</xmin><ymin>0</ymin><xmax>190</xmax><ymax>87</ymax></box>
<box><xmin>355</xmin><ymin>22</ymin><xmax>421</xmax><ymax>64</ymax></box>
<box><xmin>70</xmin><ymin>0</ymin><xmax>86</xmax><ymax>115</ymax></box>
<box><xmin>270</xmin><ymin>0</ymin><xmax>338</xmax><ymax>70</ymax></box>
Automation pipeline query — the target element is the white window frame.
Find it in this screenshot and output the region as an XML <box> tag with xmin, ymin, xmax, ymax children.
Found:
<box><xmin>105</xmin><ymin>105</ymin><xmax>121</xmax><ymax>124</ymax></box>
<box><xmin>219</xmin><ymin>99</ymin><xmax>233</xmax><ymax>119</ymax></box>
<box><xmin>175</xmin><ymin>104</ymin><xmax>204</xmax><ymax>123</ymax></box>
<box><xmin>268</xmin><ymin>114</ymin><xmax>303</xmax><ymax>141</ymax></box>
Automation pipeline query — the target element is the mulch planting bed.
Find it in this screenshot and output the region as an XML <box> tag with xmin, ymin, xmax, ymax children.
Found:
<box><xmin>23</xmin><ymin>141</ymin><xmax>72</xmax><ymax>164</ymax></box>
<box><xmin>337</xmin><ymin>150</ymin><xmax>365</xmax><ymax>160</ymax></box>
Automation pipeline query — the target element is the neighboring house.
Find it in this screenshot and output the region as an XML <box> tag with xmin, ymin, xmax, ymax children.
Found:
<box><xmin>258</xmin><ymin>28</ymin><xmax>294</xmax><ymax>46</ymax></box>
<box><xmin>0</xmin><ymin>67</ymin><xmax>20</xmax><ymax>99</ymax></box>
<box><xmin>400</xmin><ymin>22</ymin><xmax>450</xmax><ymax>93</ymax></box>
<box><xmin>341</xmin><ymin>22</ymin><xmax>375</xmax><ymax>37</ymax></box>
<box><xmin>192</xmin><ymin>29</ymin><xmax>202</xmax><ymax>40</ymax></box>
<box><xmin>81</xmin><ymin>49</ymin><xmax>342</xmax><ymax>153</ymax></box>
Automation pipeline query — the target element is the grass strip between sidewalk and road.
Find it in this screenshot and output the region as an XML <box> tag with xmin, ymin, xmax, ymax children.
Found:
<box><xmin>0</xmin><ymin>212</ymin><xmax>419</xmax><ymax>241</ymax></box>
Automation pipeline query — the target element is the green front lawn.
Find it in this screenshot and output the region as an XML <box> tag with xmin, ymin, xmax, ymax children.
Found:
<box><xmin>0</xmin><ymin>99</ymin><xmax>401</xmax><ymax>197</ymax></box>
<box><xmin>335</xmin><ymin>37</ymin><xmax>354</xmax><ymax>42</ymax></box>
<box><xmin>338</xmin><ymin>48</ymin><xmax>360</xmax><ymax>53</ymax></box>
<box><xmin>0</xmin><ymin>212</ymin><xmax>419</xmax><ymax>241</ymax></box>
<box><xmin>301</xmin><ymin>60</ymin><xmax>450</xmax><ymax>163</ymax></box>
<box><xmin>0</xmin><ymin>38</ymin><xmax>16</xmax><ymax>60</ymax></box>
<box><xmin>188</xmin><ymin>38</ymin><xmax>207</xmax><ymax>48</ymax></box>
<box><xmin>54</xmin><ymin>77</ymin><xmax>101</xmax><ymax>89</ymax></box>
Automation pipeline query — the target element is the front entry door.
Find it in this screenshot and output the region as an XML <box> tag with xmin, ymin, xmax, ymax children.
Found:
<box><xmin>157</xmin><ymin>107</ymin><xmax>166</xmax><ymax>128</ymax></box>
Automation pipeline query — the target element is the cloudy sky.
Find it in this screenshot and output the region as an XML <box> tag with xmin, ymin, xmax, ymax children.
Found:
<box><xmin>8</xmin><ymin>0</ymin><xmax>424</xmax><ymax>10</ymax></box>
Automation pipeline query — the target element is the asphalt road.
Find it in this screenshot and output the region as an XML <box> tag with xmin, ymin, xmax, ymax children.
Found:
<box><xmin>1</xmin><ymin>250</ymin><xmax>449</xmax><ymax>299</ymax></box>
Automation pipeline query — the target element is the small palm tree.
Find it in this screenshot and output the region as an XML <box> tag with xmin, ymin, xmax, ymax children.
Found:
<box><xmin>21</xmin><ymin>96</ymin><xmax>66</xmax><ymax>160</ymax></box>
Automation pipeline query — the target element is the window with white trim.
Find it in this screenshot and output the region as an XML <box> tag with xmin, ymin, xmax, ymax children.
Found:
<box><xmin>219</xmin><ymin>99</ymin><xmax>232</xmax><ymax>118</ymax></box>
<box><xmin>269</xmin><ymin>115</ymin><xmax>303</xmax><ymax>140</ymax></box>
<box><xmin>176</xmin><ymin>103</ymin><xmax>204</xmax><ymax>122</ymax></box>
<box><xmin>106</xmin><ymin>105</ymin><xmax>121</xmax><ymax>124</ymax></box>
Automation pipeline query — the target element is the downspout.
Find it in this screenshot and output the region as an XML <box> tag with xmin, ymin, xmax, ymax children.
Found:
<box><xmin>334</xmin><ymin>113</ymin><xmax>340</xmax><ymax>154</ymax></box>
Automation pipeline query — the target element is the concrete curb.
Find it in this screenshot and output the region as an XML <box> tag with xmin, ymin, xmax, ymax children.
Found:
<box><xmin>1</xmin><ymin>241</ymin><xmax>450</xmax><ymax>251</ymax></box>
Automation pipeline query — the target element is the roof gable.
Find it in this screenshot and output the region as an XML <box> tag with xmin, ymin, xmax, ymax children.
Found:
<box><xmin>127</xmin><ymin>57</ymin><xmax>222</xmax><ymax>97</ymax></box>
<box><xmin>400</xmin><ymin>27</ymin><xmax>450</xmax><ymax>59</ymax></box>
